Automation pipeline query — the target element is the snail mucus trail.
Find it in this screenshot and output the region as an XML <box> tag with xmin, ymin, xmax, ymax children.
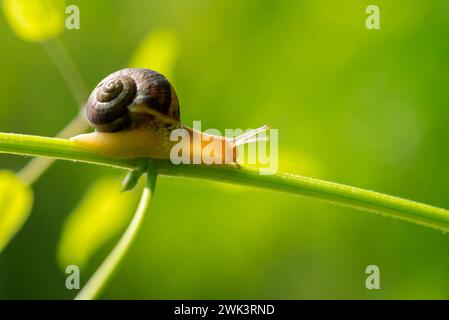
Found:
<box><xmin>71</xmin><ymin>68</ymin><xmax>269</xmax><ymax>190</ymax></box>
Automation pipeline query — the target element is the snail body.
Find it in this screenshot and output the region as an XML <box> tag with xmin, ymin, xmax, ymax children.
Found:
<box><xmin>72</xmin><ymin>68</ymin><xmax>267</xmax><ymax>164</ymax></box>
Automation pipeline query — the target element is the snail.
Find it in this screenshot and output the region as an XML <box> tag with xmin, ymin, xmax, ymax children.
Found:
<box><xmin>71</xmin><ymin>68</ymin><xmax>268</xmax><ymax>189</ymax></box>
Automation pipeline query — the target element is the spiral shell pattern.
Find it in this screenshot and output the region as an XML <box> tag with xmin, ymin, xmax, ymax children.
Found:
<box><xmin>86</xmin><ymin>68</ymin><xmax>180</xmax><ymax>132</ymax></box>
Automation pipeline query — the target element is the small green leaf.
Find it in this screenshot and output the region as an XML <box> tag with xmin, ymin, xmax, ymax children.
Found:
<box><xmin>3</xmin><ymin>0</ymin><xmax>66</xmax><ymax>42</ymax></box>
<box><xmin>121</xmin><ymin>161</ymin><xmax>149</xmax><ymax>192</ymax></box>
<box><xmin>129</xmin><ymin>28</ymin><xmax>178</xmax><ymax>79</ymax></box>
<box><xmin>57</xmin><ymin>176</ymin><xmax>138</xmax><ymax>270</ymax></box>
<box><xmin>0</xmin><ymin>170</ymin><xmax>33</xmax><ymax>253</ymax></box>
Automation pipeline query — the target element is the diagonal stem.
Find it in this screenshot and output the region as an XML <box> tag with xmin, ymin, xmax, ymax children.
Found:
<box><xmin>18</xmin><ymin>40</ymin><xmax>90</xmax><ymax>184</ymax></box>
<box><xmin>76</xmin><ymin>160</ymin><xmax>158</xmax><ymax>300</ymax></box>
<box><xmin>42</xmin><ymin>39</ymin><xmax>89</xmax><ymax>107</ymax></box>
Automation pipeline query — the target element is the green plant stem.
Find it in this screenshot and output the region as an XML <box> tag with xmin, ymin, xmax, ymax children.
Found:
<box><xmin>76</xmin><ymin>161</ymin><xmax>158</xmax><ymax>300</ymax></box>
<box><xmin>43</xmin><ymin>39</ymin><xmax>89</xmax><ymax>107</ymax></box>
<box><xmin>17</xmin><ymin>110</ymin><xmax>88</xmax><ymax>183</ymax></box>
<box><xmin>0</xmin><ymin>132</ymin><xmax>138</xmax><ymax>170</ymax></box>
<box><xmin>1</xmin><ymin>132</ymin><xmax>449</xmax><ymax>232</ymax></box>
<box><xmin>19</xmin><ymin>40</ymin><xmax>90</xmax><ymax>184</ymax></box>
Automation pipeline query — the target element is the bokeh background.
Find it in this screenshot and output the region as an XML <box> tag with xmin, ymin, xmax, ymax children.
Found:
<box><xmin>1</xmin><ymin>0</ymin><xmax>449</xmax><ymax>299</ymax></box>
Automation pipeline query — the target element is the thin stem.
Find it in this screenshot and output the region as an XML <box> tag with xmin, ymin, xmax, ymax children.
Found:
<box><xmin>1</xmin><ymin>132</ymin><xmax>449</xmax><ymax>232</ymax></box>
<box><xmin>42</xmin><ymin>39</ymin><xmax>89</xmax><ymax>107</ymax></box>
<box><xmin>19</xmin><ymin>40</ymin><xmax>90</xmax><ymax>184</ymax></box>
<box><xmin>75</xmin><ymin>161</ymin><xmax>158</xmax><ymax>300</ymax></box>
<box><xmin>18</xmin><ymin>109</ymin><xmax>89</xmax><ymax>183</ymax></box>
<box><xmin>157</xmin><ymin>163</ymin><xmax>449</xmax><ymax>231</ymax></box>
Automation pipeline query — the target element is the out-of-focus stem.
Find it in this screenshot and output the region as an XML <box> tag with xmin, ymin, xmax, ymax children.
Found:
<box><xmin>18</xmin><ymin>40</ymin><xmax>90</xmax><ymax>184</ymax></box>
<box><xmin>42</xmin><ymin>39</ymin><xmax>88</xmax><ymax>107</ymax></box>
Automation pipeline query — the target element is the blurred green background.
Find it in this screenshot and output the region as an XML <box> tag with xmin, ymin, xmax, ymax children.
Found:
<box><xmin>1</xmin><ymin>0</ymin><xmax>449</xmax><ymax>299</ymax></box>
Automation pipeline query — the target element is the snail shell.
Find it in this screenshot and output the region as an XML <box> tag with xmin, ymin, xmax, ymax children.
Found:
<box><xmin>86</xmin><ymin>68</ymin><xmax>180</xmax><ymax>132</ymax></box>
<box><xmin>73</xmin><ymin>68</ymin><xmax>267</xmax><ymax>164</ymax></box>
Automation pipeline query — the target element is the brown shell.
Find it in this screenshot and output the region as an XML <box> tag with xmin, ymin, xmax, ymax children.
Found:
<box><xmin>86</xmin><ymin>68</ymin><xmax>180</xmax><ymax>132</ymax></box>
